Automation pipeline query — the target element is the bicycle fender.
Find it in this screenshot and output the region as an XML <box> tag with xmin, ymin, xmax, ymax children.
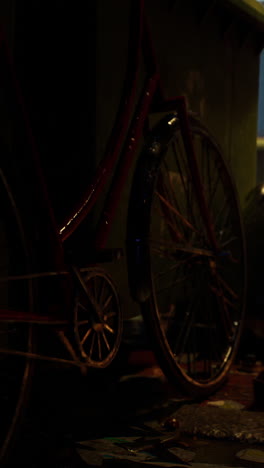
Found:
<box><xmin>127</xmin><ymin>113</ymin><xmax>179</xmax><ymax>303</ymax></box>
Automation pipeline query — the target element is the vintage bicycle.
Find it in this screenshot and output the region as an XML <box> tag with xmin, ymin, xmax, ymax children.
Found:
<box><xmin>0</xmin><ymin>0</ymin><xmax>246</xmax><ymax>462</ymax></box>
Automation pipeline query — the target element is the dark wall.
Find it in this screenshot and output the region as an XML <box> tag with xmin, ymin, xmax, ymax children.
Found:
<box><xmin>95</xmin><ymin>0</ymin><xmax>262</xmax><ymax>318</ymax></box>
<box><xmin>2</xmin><ymin>0</ymin><xmax>260</xmax><ymax>226</ymax></box>
<box><xmin>0</xmin><ymin>0</ymin><xmax>262</xmax><ymax>320</ymax></box>
<box><xmin>96</xmin><ymin>0</ymin><xmax>261</xmax><ymax>209</ymax></box>
<box><xmin>14</xmin><ymin>1</ymin><xmax>96</xmax><ymax>224</ymax></box>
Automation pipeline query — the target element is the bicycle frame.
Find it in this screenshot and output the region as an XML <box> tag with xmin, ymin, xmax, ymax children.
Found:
<box><xmin>58</xmin><ymin>0</ymin><xmax>218</xmax><ymax>251</ymax></box>
<box><xmin>0</xmin><ymin>0</ymin><xmax>218</xmax><ymax>327</ymax></box>
<box><xmin>0</xmin><ymin>8</ymin><xmax>248</xmax><ymax>458</ymax></box>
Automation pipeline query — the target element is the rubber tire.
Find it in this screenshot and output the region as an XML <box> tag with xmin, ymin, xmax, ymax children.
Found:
<box><xmin>127</xmin><ymin>113</ymin><xmax>246</xmax><ymax>398</ymax></box>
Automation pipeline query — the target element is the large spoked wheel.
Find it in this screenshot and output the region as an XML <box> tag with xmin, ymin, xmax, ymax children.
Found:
<box><xmin>127</xmin><ymin>114</ymin><xmax>246</xmax><ymax>397</ymax></box>
<box><xmin>74</xmin><ymin>268</ymin><xmax>122</xmax><ymax>368</ymax></box>
<box><xmin>0</xmin><ymin>168</ymin><xmax>35</xmax><ymax>463</ymax></box>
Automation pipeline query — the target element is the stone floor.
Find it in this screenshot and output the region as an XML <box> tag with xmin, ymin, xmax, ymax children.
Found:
<box><xmin>7</xmin><ymin>340</ymin><xmax>264</xmax><ymax>467</ymax></box>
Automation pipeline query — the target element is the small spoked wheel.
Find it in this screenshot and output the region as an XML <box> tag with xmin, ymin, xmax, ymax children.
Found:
<box><xmin>73</xmin><ymin>268</ymin><xmax>122</xmax><ymax>368</ymax></box>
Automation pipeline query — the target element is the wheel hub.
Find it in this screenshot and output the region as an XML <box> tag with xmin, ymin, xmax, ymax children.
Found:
<box><xmin>93</xmin><ymin>323</ymin><xmax>104</xmax><ymax>332</ymax></box>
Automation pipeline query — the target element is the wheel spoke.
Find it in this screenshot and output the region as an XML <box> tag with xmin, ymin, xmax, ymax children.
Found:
<box><xmin>175</xmin><ymin>280</ymin><xmax>204</xmax><ymax>360</ymax></box>
<box><xmin>81</xmin><ymin>327</ymin><xmax>92</xmax><ymax>346</ymax></box>
<box><xmin>210</xmin><ymin>282</ymin><xmax>235</xmax><ymax>337</ymax></box>
<box><xmin>89</xmin><ymin>332</ymin><xmax>96</xmax><ymax>358</ymax></box>
<box><xmin>221</xmin><ymin>236</ymin><xmax>239</xmax><ymax>250</ymax></box>
<box><xmin>155</xmin><ymin>275</ymin><xmax>191</xmax><ymax>294</ymax></box>
<box><xmin>156</xmin><ymin>202</ymin><xmax>184</xmax><ymax>242</ymax></box>
<box><xmin>214</xmin><ymin>196</ymin><xmax>230</xmax><ymax>231</ymax></box>
<box><xmin>102</xmin><ymin>330</ymin><xmax>110</xmax><ymax>351</ymax></box>
<box><xmin>77</xmin><ymin>303</ymin><xmax>88</xmax><ymax>313</ymax></box>
<box><xmin>153</xmin><ymin>258</ymin><xmax>192</xmax><ymax>281</ymax></box>
<box><xmin>102</xmin><ymin>294</ymin><xmax>113</xmax><ymax>311</ymax></box>
<box><xmin>104</xmin><ymin>323</ymin><xmax>114</xmax><ymax>334</ymax></box>
<box><xmin>215</xmin><ymin>273</ymin><xmax>238</xmax><ymax>300</ymax></box>
<box><xmin>77</xmin><ymin>320</ymin><xmax>90</xmax><ymax>326</ymax></box>
<box><xmin>104</xmin><ymin>311</ymin><xmax>116</xmax><ymax>319</ymax></box>
<box><xmin>156</xmin><ymin>189</ymin><xmax>198</xmax><ymax>234</ymax></box>
<box><xmin>172</xmin><ymin>139</ymin><xmax>193</xmax><ymax>218</ymax></box>
<box><xmin>207</xmin><ymin>158</ymin><xmax>222</xmax><ymax>210</ymax></box>
<box><xmin>160</xmin><ymin>165</ymin><xmax>185</xmax><ymax>240</ymax></box>
<box><xmin>172</xmin><ymin>137</ymin><xmax>202</xmax><ymax>237</ymax></box>
<box><xmin>151</xmin><ymin>238</ymin><xmax>214</xmax><ymax>257</ymax></box>
<box><xmin>163</xmin><ymin>154</ymin><xmax>193</xmax><ymax>241</ymax></box>
<box><xmin>104</xmin><ymin>323</ymin><xmax>115</xmax><ymax>334</ymax></box>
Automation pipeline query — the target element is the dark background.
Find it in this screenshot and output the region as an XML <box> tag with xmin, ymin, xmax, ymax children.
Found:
<box><xmin>13</xmin><ymin>1</ymin><xmax>96</xmax><ymax>224</ymax></box>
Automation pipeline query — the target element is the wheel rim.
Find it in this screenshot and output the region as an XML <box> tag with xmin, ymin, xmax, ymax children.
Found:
<box><xmin>149</xmin><ymin>126</ymin><xmax>245</xmax><ymax>386</ymax></box>
<box><xmin>74</xmin><ymin>269</ymin><xmax>122</xmax><ymax>368</ymax></box>
<box><xmin>0</xmin><ymin>169</ymin><xmax>33</xmax><ymax>460</ymax></box>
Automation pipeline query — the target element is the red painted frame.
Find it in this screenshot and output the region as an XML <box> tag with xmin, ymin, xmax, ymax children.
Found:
<box><xmin>0</xmin><ymin>0</ymin><xmax>218</xmax><ymax>324</ymax></box>
<box><xmin>58</xmin><ymin>0</ymin><xmax>217</xmax><ymax>250</ymax></box>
